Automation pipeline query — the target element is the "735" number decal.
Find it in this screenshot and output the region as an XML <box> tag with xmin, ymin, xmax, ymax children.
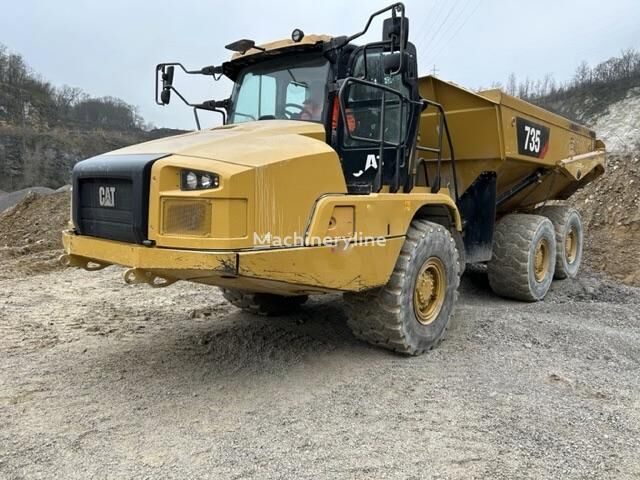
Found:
<box><xmin>523</xmin><ymin>125</ymin><xmax>541</xmax><ymax>154</ymax></box>
<box><xmin>516</xmin><ymin>117</ymin><xmax>550</xmax><ymax>158</ymax></box>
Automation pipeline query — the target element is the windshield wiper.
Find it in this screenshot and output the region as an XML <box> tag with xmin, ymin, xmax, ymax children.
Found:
<box><xmin>286</xmin><ymin>68</ymin><xmax>308</xmax><ymax>88</ymax></box>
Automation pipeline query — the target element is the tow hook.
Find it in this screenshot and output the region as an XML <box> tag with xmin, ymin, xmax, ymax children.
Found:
<box><xmin>123</xmin><ymin>268</ymin><xmax>177</xmax><ymax>288</ymax></box>
<box><xmin>59</xmin><ymin>254</ymin><xmax>110</xmax><ymax>271</ymax></box>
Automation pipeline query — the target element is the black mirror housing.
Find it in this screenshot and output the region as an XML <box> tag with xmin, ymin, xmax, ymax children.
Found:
<box><xmin>160</xmin><ymin>65</ymin><xmax>174</xmax><ymax>105</ymax></box>
<box><xmin>162</xmin><ymin>66</ymin><xmax>174</xmax><ymax>88</ymax></box>
<box><xmin>160</xmin><ymin>89</ymin><xmax>171</xmax><ymax>105</ymax></box>
<box><xmin>383</xmin><ymin>51</ymin><xmax>410</xmax><ymax>75</ymax></box>
<box><xmin>382</xmin><ymin>15</ymin><xmax>409</xmax><ymax>48</ymax></box>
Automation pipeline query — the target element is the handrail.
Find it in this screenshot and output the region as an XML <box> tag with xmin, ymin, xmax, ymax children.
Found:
<box><xmin>337</xmin><ymin>76</ymin><xmax>422</xmax><ymax>193</ymax></box>
<box><xmin>415</xmin><ymin>99</ymin><xmax>459</xmax><ymax>203</ymax></box>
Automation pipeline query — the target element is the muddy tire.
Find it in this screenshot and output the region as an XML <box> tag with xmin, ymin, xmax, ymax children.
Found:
<box><xmin>344</xmin><ymin>220</ymin><xmax>460</xmax><ymax>355</ymax></box>
<box><xmin>220</xmin><ymin>288</ymin><xmax>308</xmax><ymax>316</ymax></box>
<box><xmin>535</xmin><ymin>206</ymin><xmax>583</xmax><ymax>279</ymax></box>
<box><xmin>488</xmin><ymin>214</ymin><xmax>556</xmax><ymax>302</ymax></box>
<box><xmin>452</xmin><ymin>230</ymin><xmax>466</xmax><ymax>276</ymax></box>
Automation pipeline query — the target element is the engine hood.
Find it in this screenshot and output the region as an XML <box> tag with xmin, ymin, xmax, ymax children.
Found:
<box><xmin>105</xmin><ymin>120</ymin><xmax>333</xmax><ymax>167</ymax></box>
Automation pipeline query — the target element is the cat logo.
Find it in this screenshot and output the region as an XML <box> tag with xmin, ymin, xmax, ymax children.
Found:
<box><xmin>98</xmin><ymin>186</ymin><xmax>116</xmax><ymax>208</ymax></box>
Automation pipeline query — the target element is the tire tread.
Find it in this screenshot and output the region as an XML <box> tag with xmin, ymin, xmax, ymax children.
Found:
<box><xmin>345</xmin><ymin>220</ymin><xmax>460</xmax><ymax>355</ymax></box>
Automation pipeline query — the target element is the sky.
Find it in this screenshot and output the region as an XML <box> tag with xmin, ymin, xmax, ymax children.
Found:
<box><xmin>2</xmin><ymin>0</ymin><xmax>639</xmax><ymax>130</ymax></box>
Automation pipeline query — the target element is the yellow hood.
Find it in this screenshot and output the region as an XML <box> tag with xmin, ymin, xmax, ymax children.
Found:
<box><xmin>106</xmin><ymin>120</ymin><xmax>332</xmax><ymax>167</ymax></box>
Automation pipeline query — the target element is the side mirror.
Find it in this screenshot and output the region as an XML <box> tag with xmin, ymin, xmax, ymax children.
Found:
<box><xmin>160</xmin><ymin>66</ymin><xmax>174</xmax><ymax>105</ymax></box>
<box><xmin>382</xmin><ymin>15</ymin><xmax>409</xmax><ymax>49</ymax></box>
<box><xmin>383</xmin><ymin>52</ymin><xmax>409</xmax><ymax>75</ymax></box>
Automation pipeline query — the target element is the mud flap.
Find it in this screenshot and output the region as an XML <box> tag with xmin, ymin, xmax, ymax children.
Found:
<box><xmin>457</xmin><ymin>171</ymin><xmax>497</xmax><ymax>264</ymax></box>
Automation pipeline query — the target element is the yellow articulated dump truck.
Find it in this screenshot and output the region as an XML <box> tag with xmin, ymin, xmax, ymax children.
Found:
<box><xmin>61</xmin><ymin>3</ymin><xmax>605</xmax><ymax>355</ymax></box>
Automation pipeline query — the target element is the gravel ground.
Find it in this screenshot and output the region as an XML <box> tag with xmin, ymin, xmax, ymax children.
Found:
<box><xmin>1</xmin><ymin>266</ymin><xmax>639</xmax><ymax>479</ymax></box>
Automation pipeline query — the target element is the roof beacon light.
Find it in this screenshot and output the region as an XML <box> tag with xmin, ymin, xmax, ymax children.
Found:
<box><xmin>291</xmin><ymin>29</ymin><xmax>305</xmax><ymax>43</ymax></box>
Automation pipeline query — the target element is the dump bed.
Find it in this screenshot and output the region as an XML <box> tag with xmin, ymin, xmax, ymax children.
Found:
<box><xmin>417</xmin><ymin>76</ymin><xmax>605</xmax><ymax>213</ymax></box>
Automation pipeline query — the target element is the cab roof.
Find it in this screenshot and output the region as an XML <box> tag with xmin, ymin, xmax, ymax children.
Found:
<box><xmin>222</xmin><ymin>34</ymin><xmax>334</xmax><ymax>80</ymax></box>
<box><xmin>229</xmin><ymin>35</ymin><xmax>333</xmax><ymax>61</ymax></box>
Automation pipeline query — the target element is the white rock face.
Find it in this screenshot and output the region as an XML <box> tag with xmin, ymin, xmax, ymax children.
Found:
<box><xmin>591</xmin><ymin>87</ymin><xmax>640</xmax><ymax>153</ymax></box>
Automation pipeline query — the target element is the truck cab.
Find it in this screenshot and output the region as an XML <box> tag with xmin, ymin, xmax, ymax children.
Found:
<box><xmin>221</xmin><ymin>26</ymin><xmax>422</xmax><ymax>195</ymax></box>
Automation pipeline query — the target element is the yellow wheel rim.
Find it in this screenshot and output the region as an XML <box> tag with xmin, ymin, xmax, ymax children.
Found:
<box><xmin>534</xmin><ymin>238</ymin><xmax>550</xmax><ymax>282</ymax></box>
<box><xmin>565</xmin><ymin>227</ymin><xmax>578</xmax><ymax>264</ymax></box>
<box><xmin>413</xmin><ymin>257</ymin><xmax>447</xmax><ymax>325</ymax></box>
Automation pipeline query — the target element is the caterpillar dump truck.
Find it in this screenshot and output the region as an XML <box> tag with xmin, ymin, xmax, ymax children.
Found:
<box><xmin>61</xmin><ymin>3</ymin><xmax>605</xmax><ymax>355</ymax></box>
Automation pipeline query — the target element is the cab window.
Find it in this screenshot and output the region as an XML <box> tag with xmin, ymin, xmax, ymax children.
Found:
<box><xmin>229</xmin><ymin>55</ymin><xmax>330</xmax><ymax>124</ymax></box>
<box><xmin>343</xmin><ymin>47</ymin><xmax>409</xmax><ymax>146</ymax></box>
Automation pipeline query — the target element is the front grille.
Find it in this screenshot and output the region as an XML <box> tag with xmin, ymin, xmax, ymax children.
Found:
<box><xmin>72</xmin><ymin>153</ymin><xmax>167</xmax><ymax>244</ymax></box>
<box><xmin>77</xmin><ymin>178</ymin><xmax>134</xmax><ymax>242</ymax></box>
<box><xmin>162</xmin><ymin>199</ymin><xmax>211</xmax><ymax>236</ymax></box>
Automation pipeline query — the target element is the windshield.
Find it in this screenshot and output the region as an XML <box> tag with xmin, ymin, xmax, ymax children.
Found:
<box><xmin>229</xmin><ymin>55</ymin><xmax>330</xmax><ymax>124</ymax></box>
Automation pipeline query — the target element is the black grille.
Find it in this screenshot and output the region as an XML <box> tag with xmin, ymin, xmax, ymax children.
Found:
<box><xmin>77</xmin><ymin>178</ymin><xmax>135</xmax><ymax>243</ymax></box>
<box><xmin>72</xmin><ymin>153</ymin><xmax>168</xmax><ymax>244</ymax></box>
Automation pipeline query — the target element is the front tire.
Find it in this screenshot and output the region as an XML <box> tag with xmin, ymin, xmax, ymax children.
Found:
<box><xmin>344</xmin><ymin>220</ymin><xmax>460</xmax><ymax>355</ymax></box>
<box><xmin>220</xmin><ymin>288</ymin><xmax>308</xmax><ymax>316</ymax></box>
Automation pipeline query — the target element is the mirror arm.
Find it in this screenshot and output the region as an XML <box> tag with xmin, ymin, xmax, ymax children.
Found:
<box><xmin>200</xmin><ymin>65</ymin><xmax>224</xmax><ymax>80</ymax></box>
<box><xmin>156</xmin><ymin>63</ymin><xmax>225</xmax><ymax>105</ymax></box>
<box><xmin>191</xmin><ymin>99</ymin><xmax>228</xmax><ymax>130</ymax></box>
<box><xmin>338</xmin><ymin>2</ymin><xmax>404</xmax><ymax>47</ymax></box>
<box><xmin>192</xmin><ymin>106</ymin><xmax>227</xmax><ymax>131</ymax></box>
<box><xmin>193</xmin><ymin>107</ymin><xmax>202</xmax><ymax>131</ymax></box>
<box><xmin>166</xmin><ymin>86</ymin><xmax>193</xmax><ymax>108</ymax></box>
<box><xmin>158</xmin><ymin>62</ymin><xmax>223</xmax><ymax>77</ymax></box>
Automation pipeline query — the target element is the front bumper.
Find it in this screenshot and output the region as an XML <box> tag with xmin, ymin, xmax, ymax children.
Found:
<box><xmin>62</xmin><ymin>230</ymin><xmax>236</xmax><ymax>275</ymax></box>
<box><xmin>61</xmin><ymin>231</ymin><xmax>405</xmax><ymax>295</ymax></box>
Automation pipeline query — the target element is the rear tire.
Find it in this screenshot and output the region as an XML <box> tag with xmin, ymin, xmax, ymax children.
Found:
<box><xmin>487</xmin><ymin>214</ymin><xmax>556</xmax><ymax>301</ymax></box>
<box><xmin>220</xmin><ymin>288</ymin><xmax>308</xmax><ymax>316</ymax></box>
<box><xmin>344</xmin><ymin>220</ymin><xmax>460</xmax><ymax>355</ymax></box>
<box><xmin>534</xmin><ymin>205</ymin><xmax>583</xmax><ymax>279</ymax></box>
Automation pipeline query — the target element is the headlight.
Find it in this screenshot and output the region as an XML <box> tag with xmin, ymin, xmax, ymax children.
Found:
<box><xmin>180</xmin><ymin>169</ymin><xmax>220</xmax><ymax>190</ymax></box>
<box><xmin>200</xmin><ymin>174</ymin><xmax>214</xmax><ymax>189</ymax></box>
<box><xmin>185</xmin><ymin>171</ymin><xmax>199</xmax><ymax>189</ymax></box>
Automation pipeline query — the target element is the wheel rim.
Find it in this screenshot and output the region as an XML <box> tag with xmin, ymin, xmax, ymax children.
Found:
<box><xmin>413</xmin><ymin>257</ymin><xmax>446</xmax><ymax>325</ymax></box>
<box><xmin>565</xmin><ymin>226</ymin><xmax>578</xmax><ymax>264</ymax></box>
<box><xmin>534</xmin><ymin>238</ymin><xmax>550</xmax><ymax>282</ymax></box>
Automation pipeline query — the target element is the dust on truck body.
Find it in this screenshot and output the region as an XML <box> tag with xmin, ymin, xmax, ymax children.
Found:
<box><xmin>61</xmin><ymin>3</ymin><xmax>605</xmax><ymax>355</ymax></box>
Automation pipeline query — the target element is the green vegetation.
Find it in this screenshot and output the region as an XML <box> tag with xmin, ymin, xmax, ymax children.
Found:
<box><xmin>0</xmin><ymin>44</ymin><xmax>184</xmax><ymax>191</ymax></box>
<box><xmin>0</xmin><ymin>43</ymin><xmax>145</xmax><ymax>131</ymax></box>
<box><xmin>489</xmin><ymin>49</ymin><xmax>640</xmax><ymax>123</ymax></box>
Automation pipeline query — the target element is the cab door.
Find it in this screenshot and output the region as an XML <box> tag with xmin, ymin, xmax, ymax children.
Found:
<box><xmin>336</xmin><ymin>43</ymin><xmax>420</xmax><ymax>193</ymax></box>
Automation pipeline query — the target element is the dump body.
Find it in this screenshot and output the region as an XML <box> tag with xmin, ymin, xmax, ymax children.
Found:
<box><xmin>418</xmin><ymin>76</ymin><xmax>605</xmax><ymax>214</ymax></box>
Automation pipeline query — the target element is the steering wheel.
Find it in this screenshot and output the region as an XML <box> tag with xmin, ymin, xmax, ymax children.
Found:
<box><xmin>284</xmin><ymin>103</ymin><xmax>305</xmax><ymax>119</ymax></box>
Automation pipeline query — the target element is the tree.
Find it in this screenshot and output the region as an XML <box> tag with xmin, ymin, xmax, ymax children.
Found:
<box><xmin>573</xmin><ymin>61</ymin><xmax>591</xmax><ymax>85</ymax></box>
<box><xmin>506</xmin><ymin>73</ymin><xmax>517</xmax><ymax>96</ymax></box>
<box><xmin>0</xmin><ymin>43</ymin><xmax>148</xmax><ymax>131</ymax></box>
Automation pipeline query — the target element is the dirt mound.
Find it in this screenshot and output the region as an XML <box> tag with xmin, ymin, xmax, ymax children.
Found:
<box><xmin>0</xmin><ymin>186</ymin><xmax>55</xmax><ymax>213</ymax></box>
<box><xmin>571</xmin><ymin>152</ymin><xmax>640</xmax><ymax>286</ymax></box>
<box><xmin>0</xmin><ymin>191</ymin><xmax>70</xmax><ymax>278</ymax></box>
